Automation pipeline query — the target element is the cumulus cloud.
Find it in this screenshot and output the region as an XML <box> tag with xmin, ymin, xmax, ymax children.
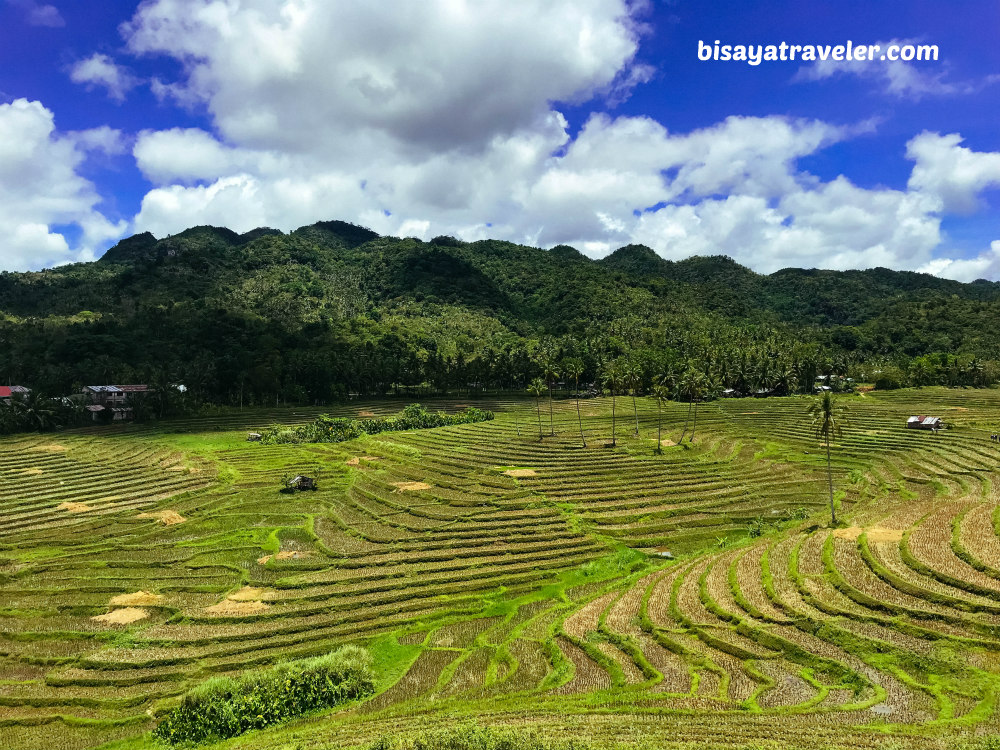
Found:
<box><xmin>906</xmin><ymin>131</ymin><xmax>1000</xmax><ymax>214</ymax></box>
<box><xmin>0</xmin><ymin>99</ymin><xmax>126</xmax><ymax>271</ymax></box>
<box><xmin>123</xmin><ymin>0</ymin><xmax>644</xmax><ymax>153</ymax></box>
<box><xmin>794</xmin><ymin>38</ymin><xmax>999</xmax><ymax>101</ymax></box>
<box><xmin>919</xmin><ymin>241</ymin><xmax>1000</xmax><ymax>282</ymax></box>
<box><xmin>7</xmin><ymin>0</ymin><xmax>63</xmax><ymax>27</ymax></box>
<box><xmin>69</xmin><ymin>53</ymin><xmax>140</xmax><ymax>101</ymax></box>
<box><xmin>107</xmin><ymin>1</ymin><xmax>1000</xmax><ymax>280</ymax></box>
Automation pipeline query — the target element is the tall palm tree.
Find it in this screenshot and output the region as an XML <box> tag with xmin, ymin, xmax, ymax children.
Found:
<box><xmin>808</xmin><ymin>391</ymin><xmax>847</xmax><ymax>526</ymax></box>
<box><xmin>563</xmin><ymin>358</ymin><xmax>587</xmax><ymax>448</ymax></box>
<box><xmin>543</xmin><ymin>357</ymin><xmax>559</xmax><ymax>437</ymax></box>
<box><xmin>651</xmin><ymin>377</ymin><xmax>671</xmax><ymax>455</ymax></box>
<box><xmin>676</xmin><ymin>368</ymin><xmax>697</xmax><ymax>443</ymax></box>
<box><xmin>688</xmin><ymin>371</ymin><xmax>706</xmax><ymax>443</ymax></box>
<box><xmin>528</xmin><ymin>377</ymin><xmax>546</xmax><ymax>441</ymax></box>
<box><xmin>623</xmin><ymin>358</ymin><xmax>642</xmax><ymax>436</ymax></box>
<box><xmin>601</xmin><ymin>360</ymin><xmax>622</xmax><ymax>448</ymax></box>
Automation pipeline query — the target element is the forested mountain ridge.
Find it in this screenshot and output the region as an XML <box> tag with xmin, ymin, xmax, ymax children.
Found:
<box><xmin>1</xmin><ymin>219</ymin><xmax>999</xmax><ymax>404</ymax></box>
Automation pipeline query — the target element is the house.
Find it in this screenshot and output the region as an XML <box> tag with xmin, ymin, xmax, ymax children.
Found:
<box><xmin>83</xmin><ymin>385</ymin><xmax>152</xmax><ymax>407</ymax></box>
<box><xmin>83</xmin><ymin>385</ymin><xmax>125</xmax><ymax>406</ymax></box>
<box><xmin>907</xmin><ymin>415</ymin><xmax>943</xmax><ymax>430</ymax></box>
<box><xmin>0</xmin><ymin>385</ymin><xmax>30</xmax><ymax>404</ymax></box>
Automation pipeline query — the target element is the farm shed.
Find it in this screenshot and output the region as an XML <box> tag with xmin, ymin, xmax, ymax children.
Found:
<box><xmin>284</xmin><ymin>475</ymin><xmax>317</xmax><ymax>491</ymax></box>
<box><xmin>907</xmin><ymin>415</ymin><xmax>943</xmax><ymax>430</ymax></box>
<box><xmin>86</xmin><ymin>404</ymin><xmax>134</xmax><ymax>422</ymax></box>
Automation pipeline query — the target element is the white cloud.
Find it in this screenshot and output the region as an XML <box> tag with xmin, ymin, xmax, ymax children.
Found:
<box><xmin>123</xmin><ymin>0</ymin><xmax>643</xmax><ymax>153</ymax></box>
<box><xmin>919</xmin><ymin>241</ymin><xmax>1000</xmax><ymax>282</ymax></box>
<box><xmin>0</xmin><ymin>99</ymin><xmax>126</xmax><ymax>271</ymax></box>
<box><xmin>7</xmin><ymin>0</ymin><xmax>63</xmax><ymax>27</ymax></box>
<box><xmin>68</xmin><ymin>126</ymin><xmax>127</xmax><ymax>156</ymax></box>
<box><xmin>69</xmin><ymin>53</ymin><xmax>140</xmax><ymax>101</ymax></box>
<box><xmin>123</xmin><ymin>0</ymin><xmax>643</xmax><ymax>236</ymax></box>
<box><xmin>906</xmin><ymin>131</ymin><xmax>1000</xmax><ymax>214</ymax></box>
<box><xmin>108</xmin><ymin>1</ymin><xmax>1000</xmax><ymax>281</ymax></box>
<box><xmin>133</xmin><ymin>128</ymin><xmax>243</xmax><ymax>184</ymax></box>
<box><xmin>794</xmin><ymin>38</ymin><xmax>999</xmax><ymax>101</ymax></box>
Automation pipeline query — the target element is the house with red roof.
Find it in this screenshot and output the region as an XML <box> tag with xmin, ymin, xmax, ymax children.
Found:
<box><xmin>0</xmin><ymin>386</ymin><xmax>31</xmax><ymax>404</ymax></box>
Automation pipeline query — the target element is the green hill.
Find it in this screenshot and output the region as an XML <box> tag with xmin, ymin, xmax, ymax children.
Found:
<box><xmin>1</xmin><ymin>219</ymin><xmax>999</xmax><ymax>405</ymax></box>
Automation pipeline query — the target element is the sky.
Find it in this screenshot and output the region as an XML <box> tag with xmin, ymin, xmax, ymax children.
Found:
<box><xmin>1</xmin><ymin>0</ymin><xmax>999</xmax><ymax>280</ymax></box>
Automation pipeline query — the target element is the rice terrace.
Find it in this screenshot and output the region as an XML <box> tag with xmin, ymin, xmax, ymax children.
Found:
<box><xmin>6</xmin><ymin>389</ymin><xmax>1000</xmax><ymax>749</ymax></box>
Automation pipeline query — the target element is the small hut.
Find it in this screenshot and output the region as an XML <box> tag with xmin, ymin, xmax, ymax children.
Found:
<box><xmin>247</xmin><ymin>432</ymin><xmax>262</xmax><ymax>442</ymax></box>
<box><xmin>907</xmin><ymin>416</ymin><xmax>943</xmax><ymax>431</ymax></box>
<box><xmin>284</xmin><ymin>475</ymin><xmax>317</xmax><ymax>492</ymax></box>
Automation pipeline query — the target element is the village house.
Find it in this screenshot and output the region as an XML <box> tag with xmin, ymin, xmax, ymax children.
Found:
<box><xmin>0</xmin><ymin>385</ymin><xmax>31</xmax><ymax>404</ymax></box>
<box><xmin>82</xmin><ymin>384</ymin><xmax>153</xmax><ymax>405</ymax></box>
<box><xmin>82</xmin><ymin>385</ymin><xmax>152</xmax><ymax>421</ymax></box>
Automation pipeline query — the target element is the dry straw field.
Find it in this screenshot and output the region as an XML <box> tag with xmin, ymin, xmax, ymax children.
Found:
<box><xmin>5</xmin><ymin>390</ymin><xmax>1000</xmax><ymax>749</ymax></box>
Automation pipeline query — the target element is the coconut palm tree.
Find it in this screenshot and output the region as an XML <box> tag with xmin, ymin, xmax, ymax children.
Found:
<box><xmin>12</xmin><ymin>390</ymin><xmax>60</xmax><ymax>432</ymax></box>
<box><xmin>623</xmin><ymin>358</ymin><xmax>643</xmax><ymax>436</ymax></box>
<box><xmin>563</xmin><ymin>358</ymin><xmax>587</xmax><ymax>448</ymax></box>
<box><xmin>651</xmin><ymin>376</ymin><xmax>671</xmax><ymax>455</ymax></box>
<box><xmin>676</xmin><ymin>368</ymin><xmax>698</xmax><ymax>443</ymax></box>
<box><xmin>808</xmin><ymin>391</ymin><xmax>847</xmax><ymax>526</ymax></box>
<box><xmin>688</xmin><ymin>371</ymin><xmax>707</xmax><ymax>443</ymax></box>
<box><xmin>528</xmin><ymin>377</ymin><xmax>546</xmax><ymax>441</ymax></box>
<box><xmin>601</xmin><ymin>360</ymin><xmax>622</xmax><ymax>448</ymax></box>
<box><xmin>543</xmin><ymin>357</ymin><xmax>559</xmax><ymax>437</ymax></box>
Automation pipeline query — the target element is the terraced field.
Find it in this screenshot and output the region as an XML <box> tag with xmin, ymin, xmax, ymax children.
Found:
<box><xmin>5</xmin><ymin>389</ymin><xmax>1000</xmax><ymax>749</ymax></box>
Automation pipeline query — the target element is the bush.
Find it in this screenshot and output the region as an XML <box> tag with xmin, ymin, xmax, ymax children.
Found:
<box><xmin>258</xmin><ymin>404</ymin><xmax>494</xmax><ymax>445</ymax></box>
<box><xmin>873</xmin><ymin>366</ymin><xmax>906</xmax><ymax>390</ymax></box>
<box><xmin>153</xmin><ymin>645</ymin><xmax>374</xmax><ymax>744</ymax></box>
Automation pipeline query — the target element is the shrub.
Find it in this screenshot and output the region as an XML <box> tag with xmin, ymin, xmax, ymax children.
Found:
<box><xmin>153</xmin><ymin>645</ymin><xmax>374</xmax><ymax>744</ymax></box>
<box><xmin>258</xmin><ymin>404</ymin><xmax>494</xmax><ymax>445</ymax></box>
<box><xmin>873</xmin><ymin>366</ymin><xmax>906</xmax><ymax>390</ymax></box>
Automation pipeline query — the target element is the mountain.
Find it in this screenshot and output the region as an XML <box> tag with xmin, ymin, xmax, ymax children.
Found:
<box><xmin>2</xmin><ymin>219</ymin><xmax>999</xmax><ymax>403</ymax></box>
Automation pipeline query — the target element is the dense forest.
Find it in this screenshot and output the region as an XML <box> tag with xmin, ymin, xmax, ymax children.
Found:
<box><xmin>2</xmin><ymin>219</ymin><xmax>999</xmax><ymax>418</ymax></box>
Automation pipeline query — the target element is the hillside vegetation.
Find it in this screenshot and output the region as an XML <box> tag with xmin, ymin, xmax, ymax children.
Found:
<box><xmin>2</xmin><ymin>220</ymin><xmax>1000</xmax><ymax>407</ymax></box>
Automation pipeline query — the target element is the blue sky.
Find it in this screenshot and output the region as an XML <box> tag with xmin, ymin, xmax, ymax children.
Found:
<box><xmin>1</xmin><ymin>0</ymin><xmax>999</xmax><ymax>279</ymax></box>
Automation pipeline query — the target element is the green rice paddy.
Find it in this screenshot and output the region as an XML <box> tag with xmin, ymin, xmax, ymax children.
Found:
<box><xmin>5</xmin><ymin>390</ymin><xmax>1000</xmax><ymax>749</ymax></box>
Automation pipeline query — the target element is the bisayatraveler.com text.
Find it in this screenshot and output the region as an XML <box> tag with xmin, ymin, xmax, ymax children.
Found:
<box><xmin>698</xmin><ymin>40</ymin><xmax>939</xmax><ymax>65</ymax></box>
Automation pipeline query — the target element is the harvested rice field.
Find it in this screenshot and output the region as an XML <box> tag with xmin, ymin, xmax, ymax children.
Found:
<box><xmin>7</xmin><ymin>389</ymin><xmax>1000</xmax><ymax>749</ymax></box>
